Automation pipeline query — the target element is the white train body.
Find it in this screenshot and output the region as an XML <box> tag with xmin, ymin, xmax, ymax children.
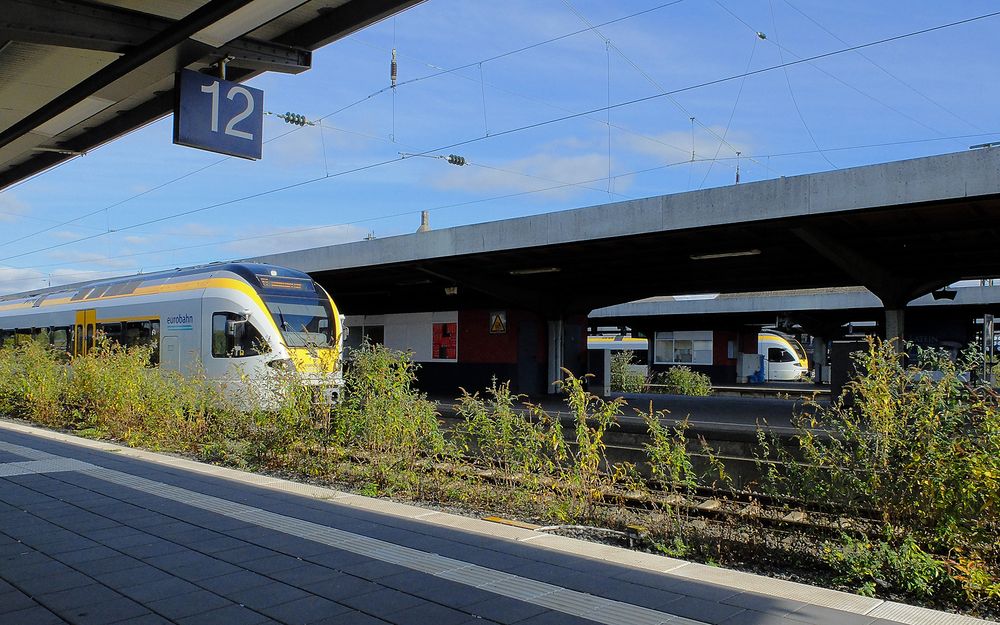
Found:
<box><xmin>0</xmin><ymin>263</ymin><xmax>344</xmax><ymax>402</ymax></box>
<box><xmin>758</xmin><ymin>332</ymin><xmax>809</xmax><ymax>382</ymax></box>
<box><xmin>587</xmin><ymin>330</ymin><xmax>809</xmax><ymax>384</ymax></box>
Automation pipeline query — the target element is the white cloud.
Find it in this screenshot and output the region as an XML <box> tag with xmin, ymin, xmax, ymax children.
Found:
<box><xmin>619</xmin><ymin>125</ymin><xmax>753</xmax><ymax>164</ymax></box>
<box><xmin>433</xmin><ymin>152</ymin><xmax>620</xmax><ymax>199</ymax></box>
<box><xmin>0</xmin><ymin>194</ymin><xmax>31</xmax><ymax>223</ymax></box>
<box><xmin>222</xmin><ymin>223</ymin><xmax>369</xmax><ymax>258</ymax></box>
<box><xmin>49</xmin><ymin>267</ymin><xmax>126</xmax><ymax>286</ymax></box>
<box><xmin>51</xmin><ymin>230</ymin><xmax>86</xmax><ymax>241</ymax></box>
<box><xmin>0</xmin><ymin>267</ymin><xmax>45</xmax><ymax>294</ymax></box>
<box><xmin>48</xmin><ymin>250</ymin><xmax>136</xmax><ymax>270</ymax></box>
<box><xmin>163</xmin><ymin>223</ymin><xmax>226</xmax><ymax>238</ymax></box>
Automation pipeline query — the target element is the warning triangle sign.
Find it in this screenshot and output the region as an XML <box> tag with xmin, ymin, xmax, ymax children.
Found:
<box><xmin>489</xmin><ymin>312</ymin><xmax>506</xmax><ymax>334</ymax></box>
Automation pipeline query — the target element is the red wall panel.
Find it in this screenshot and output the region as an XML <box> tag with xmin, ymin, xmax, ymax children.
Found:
<box><xmin>457</xmin><ymin>309</ymin><xmax>519</xmax><ymax>364</ymax></box>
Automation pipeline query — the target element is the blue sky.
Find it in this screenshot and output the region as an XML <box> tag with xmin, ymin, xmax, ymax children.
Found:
<box><xmin>1</xmin><ymin>0</ymin><xmax>998</xmax><ymax>294</ymax></box>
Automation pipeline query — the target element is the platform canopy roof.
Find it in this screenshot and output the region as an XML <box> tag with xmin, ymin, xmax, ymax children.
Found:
<box><xmin>0</xmin><ymin>0</ymin><xmax>420</xmax><ymax>191</ymax></box>
<box><xmin>253</xmin><ymin>148</ymin><xmax>1000</xmax><ymax>316</ymax></box>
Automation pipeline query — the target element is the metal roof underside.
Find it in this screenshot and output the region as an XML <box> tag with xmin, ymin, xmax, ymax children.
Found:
<box><xmin>250</xmin><ymin>148</ymin><xmax>1000</xmax><ymax>317</ymax></box>
<box><xmin>0</xmin><ymin>0</ymin><xmax>421</xmax><ymax>191</ymax></box>
<box><xmin>302</xmin><ymin>194</ymin><xmax>1000</xmax><ymax>316</ymax></box>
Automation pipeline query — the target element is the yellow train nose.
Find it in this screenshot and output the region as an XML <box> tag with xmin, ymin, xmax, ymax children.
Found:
<box><xmin>288</xmin><ymin>347</ymin><xmax>340</xmax><ymax>373</ymax></box>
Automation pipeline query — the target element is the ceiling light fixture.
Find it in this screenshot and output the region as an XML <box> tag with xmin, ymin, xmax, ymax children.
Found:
<box><xmin>689</xmin><ymin>249</ymin><xmax>761</xmax><ymax>261</ymax></box>
<box><xmin>509</xmin><ymin>267</ymin><xmax>561</xmax><ymax>275</ymax></box>
<box><xmin>32</xmin><ymin>147</ymin><xmax>86</xmax><ymax>156</ymax></box>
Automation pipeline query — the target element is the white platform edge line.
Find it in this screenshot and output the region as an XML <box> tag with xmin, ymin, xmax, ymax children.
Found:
<box><xmin>1</xmin><ymin>418</ymin><xmax>993</xmax><ymax>625</ymax></box>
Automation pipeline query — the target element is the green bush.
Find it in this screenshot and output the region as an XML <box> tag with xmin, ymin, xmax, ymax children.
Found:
<box><xmin>821</xmin><ymin>533</ymin><xmax>951</xmax><ymax>599</ymax></box>
<box><xmin>643</xmin><ymin>411</ymin><xmax>697</xmax><ymax>494</ymax></box>
<box><xmin>454</xmin><ymin>378</ymin><xmax>556</xmax><ymax>482</ymax></box>
<box><xmin>610</xmin><ymin>351</ymin><xmax>646</xmax><ymax>393</ymax></box>
<box><xmin>761</xmin><ymin>337</ymin><xmax>1000</xmax><ymax>603</ymax></box>
<box><xmin>0</xmin><ymin>340</ymin><xmax>67</xmax><ymax>427</ymax></box>
<box><xmin>332</xmin><ymin>342</ymin><xmax>446</xmax><ymax>489</ymax></box>
<box><xmin>0</xmin><ymin>339</ymin><xmax>219</xmax><ymax>448</ymax></box>
<box><xmin>5</xmin><ymin>333</ymin><xmax>997</xmax><ymax>612</ymax></box>
<box><xmin>651</xmin><ymin>366</ymin><xmax>713</xmax><ymax>396</ymax></box>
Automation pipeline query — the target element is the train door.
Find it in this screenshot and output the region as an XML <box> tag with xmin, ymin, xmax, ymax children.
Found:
<box><xmin>160</xmin><ymin>336</ymin><xmax>179</xmax><ymax>370</ymax></box>
<box><xmin>74</xmin><ymin>309</ymin><xmax>96</xmax><ymax>355</ymax></box>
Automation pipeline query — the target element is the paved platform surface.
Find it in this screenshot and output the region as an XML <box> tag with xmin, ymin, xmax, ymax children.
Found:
<box><xmin>0</xmin><ymin>419</ymin><xmax>990</xmax><ymax>625</ymax></box>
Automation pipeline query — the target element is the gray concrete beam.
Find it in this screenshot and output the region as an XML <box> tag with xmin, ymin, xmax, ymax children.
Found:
<box><xmin>253</xmin><ymin>148</ymin><xmax>1000</xmax><ymax>273</ymax></box>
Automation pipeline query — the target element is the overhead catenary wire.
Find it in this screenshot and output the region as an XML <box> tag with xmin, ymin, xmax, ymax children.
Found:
<box><xmin>3</xmin><ymin>8</ymin><xmax>999</xmax><ymax>266</ymax></box>
<box><xmin>355</xmin><ymin>39</ymin><xmax>733</xmax><ymax>174</ymax></box>
<box><xmin>766</xmin><ymin>0</ymin><xmax>839</xmax><ymax>170</ymax></box>
<box><xmin>698</xmin><ymin>35</ymin><xmax>759</xmax><ymax>188</ymax></box>
<box><xmin>5</xmin><ymin>126</ymin><xmax>1000</xmax><ymax>284</ymax></box>
<box><xmin>0</xmin><ymin>156</ymin><xmax>712</xmax><ymax>283</ymax></box>
<box><xmin>561</xmin><ymin>0</ymin><xmax>780</xmax><ymax>178</ymax></box>
<box><xmin>606</xmin><ymin>39</ymin><xmax>612</xmax><ymax>196</ymax></box>
<box><xmin>0</xmin><ymin>124</ymin><xmax>310</xmax><ymax>249</ymax></box>
<box><xmin>304</xmin><ymin>0</ymin><xmax>691</xmax><ymax>131</ymax></box>
<box><xmin>1</xmin><ymin>2</ymin><xmax>690</xmax><ymax>251</ymax></box>
<box><xmin>714</xmin><ymin>0</ymin><xmax>968</xmax><ymax>150</ymax></box>
<box><xmin>781</xmin><ymin>0</ymin><xmax>984</xmax><ymax>134</ymax></box>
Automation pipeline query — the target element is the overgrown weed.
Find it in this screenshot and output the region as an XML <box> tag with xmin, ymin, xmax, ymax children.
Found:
<box><xmin>2</xmin><ymin>335</ymin><xmax>997</xmax><ymax>614</ymax></box>
<box><xmin>758</xmin><ymin>337</ymin><xmax>1000</xmax><ymax>605</ymax></box>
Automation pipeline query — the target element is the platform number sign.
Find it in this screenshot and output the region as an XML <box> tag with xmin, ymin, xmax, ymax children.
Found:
<box><xmin>173</xmin><ymin>69</ymin><xmax>263</xmax><ymax>160</ymax></box>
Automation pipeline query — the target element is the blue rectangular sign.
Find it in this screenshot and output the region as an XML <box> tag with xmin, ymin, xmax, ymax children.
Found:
<box><xmin>173</xmin><ymin>69</ymin><xmax>263</xmax><ymax>160</ymax></box>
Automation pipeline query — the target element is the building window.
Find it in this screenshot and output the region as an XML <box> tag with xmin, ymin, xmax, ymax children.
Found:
<box><xmin>654</xmin><ymin>331</ymin><xmax>713</xmax><ymax>365</ymax></box>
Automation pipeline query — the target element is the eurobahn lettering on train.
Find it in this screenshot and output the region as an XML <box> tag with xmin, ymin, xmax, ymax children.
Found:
<box><xmin>166</xmin><ymin>314</ymin><xmax>194</xmax><ymax>331</ymax></box>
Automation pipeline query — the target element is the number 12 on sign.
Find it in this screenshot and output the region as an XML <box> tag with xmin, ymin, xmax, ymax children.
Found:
<box><xmin>173</xmin><ymin>69</ymin><xmax>264</xmax><ymax>160</ymax></box>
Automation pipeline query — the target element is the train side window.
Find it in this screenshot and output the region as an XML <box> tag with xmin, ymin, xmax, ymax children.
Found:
<box><xmin>51</xmin><ymin>327</ymin><xmax>71</xmax><ymax>353</ymax></box>
<box><xmin>98</xmin><ymin>322</ymin><xmax>123</xmax><ymax>345</ymax></box>
<box><xmin>767</xmin><ymin>347</ymin><xmax>790</xmax><ymax>362</ymax></box>
<box><xmin>15</xmin><ymin>328</ymin><xmax>31</xmax><ymax>346</ymax></box>
<box><xmin>124</xmin><ymin>321</ymin><xmax>154</xmax><ymax>347</ymax></box>
<box><xmin>212</xmin><ymin>312</ymin><xmax>265</xmax><ymax>358</ymax></box>
<box><xmin>124</xmin><ymin>320</ymin><xmax>160</xmax><ymax>365</ymax></box>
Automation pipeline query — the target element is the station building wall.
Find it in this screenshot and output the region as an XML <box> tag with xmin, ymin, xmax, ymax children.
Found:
<box><xmin>345</xmin><ymin>309</ymin><xmax>583</xmax><ymax>397</ymax></box>
<box><xmin>635</xmin><ymin>327</ymin><xmax>744</xmax><ymax>384</ymax></box>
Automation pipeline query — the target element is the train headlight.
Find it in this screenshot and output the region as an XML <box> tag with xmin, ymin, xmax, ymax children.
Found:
<box><xmin>267</xmin><ymin>358</ymin><xmax>296</xmax><ymax>372</ymax></box>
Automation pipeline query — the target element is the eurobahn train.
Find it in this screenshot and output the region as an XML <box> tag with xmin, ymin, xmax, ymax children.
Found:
<box><xmin>0</xmin><ymin>263</ymin><xmax>344</xmax><ymax>402</ymax></box>
<box><xmin>587</xmin><ymin>330</ymin><xmax>810</xmax><ymax>383</ymax></box>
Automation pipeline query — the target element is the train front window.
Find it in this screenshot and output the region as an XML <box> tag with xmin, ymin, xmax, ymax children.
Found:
<box><xmin>789</xmin><ymin>338</ymin><xmax>808</xmax><ymax>363</ymax></box>
<box><xmin>265</xmin><ymin>297</ymin><xmax>334</xmax><ymax>348</ymax></box>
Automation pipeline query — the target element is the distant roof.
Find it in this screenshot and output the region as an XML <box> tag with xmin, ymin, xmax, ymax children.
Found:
<box><xmin>590</xmin><ymin>285</ymin><xmax>1000</xmax><ymax>319</ymax></box>
<box><xmin>0</xmin><ymin>0</ymin><xmax>421</xmax><ymax>190</ymax></box>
